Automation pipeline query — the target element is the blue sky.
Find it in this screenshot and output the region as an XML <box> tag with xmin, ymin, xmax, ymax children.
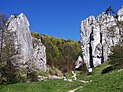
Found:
<box><xmin>0</xmin><ymin>0</ymin><xmax>123</xmax><ymax>41</ymax></box>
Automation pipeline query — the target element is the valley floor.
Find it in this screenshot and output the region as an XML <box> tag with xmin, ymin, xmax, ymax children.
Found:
<box><xmin>1</xmin><ymin>63</ymin><xmax>123</xmax><ymax>92</ymax></box>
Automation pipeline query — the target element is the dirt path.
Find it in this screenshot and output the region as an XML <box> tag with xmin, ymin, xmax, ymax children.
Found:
<box><xmin>67</xmin><ymin>86</ymin><xmax>83</xmax><ymax>92</ymax></box>
<box><xmin>67</xmin><ymin>80</ymin><xmax>92</xmax><ymax>92</ymax></box>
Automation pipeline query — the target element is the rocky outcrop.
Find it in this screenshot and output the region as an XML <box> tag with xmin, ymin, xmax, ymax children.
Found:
<box><xmin>75</xmin><ymin>56</ymin><xmax>83</xmax><ymax>69</ymax></box>
<box><xmin>6</xmin><ymin>13</ymin><xmax>34</xmax><ymax>66</ymax></box>
<box><xmin>80</xmin><ymin>6</ymin><xmax>123</xmax><ymax>69</ymax></box>
<box><xmin>0</xmin><ymin>13</ymin><xmax>47</xmax><ymax>72</ymax></box>
<box><xmin>32</xmin><ymin>38</ymin><xmax>47</xmax><ymax>72</ymax></box>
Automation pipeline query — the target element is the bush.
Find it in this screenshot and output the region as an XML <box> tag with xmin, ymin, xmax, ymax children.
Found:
<box><xmin>101</xmin><ymin>65</ymin><xmax>114</xmax><ymax>74</ymax></box>
<box><xmin>27</xmin><ymin>71</ymin><xmax>38</xmax><ymax>82</ymax></box>
<box><xmin>109</xmin><ymin>45</ymin><xmax>123</xmax><ymax>69</ymax></box>
<box><xmin>49</xmin><ymin>67</ymin><xmax>63</xmax><ymax>77</ymax></box>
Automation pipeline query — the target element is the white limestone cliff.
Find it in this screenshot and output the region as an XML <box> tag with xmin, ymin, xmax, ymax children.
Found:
<box><xmin>80</xmin><ymin>6</ymin><xmax>123</xmax><ymax>69</ymax></box>
<box><xmin>0</xmin><ymin>13</ymin><xmax>47</xmax><ymax>72</ymax></box>
<box><xmin>32</xmin><ymin>38</ymin><xmax>47</xmax><ymax>72</ymax></box>
<box><xmin>7</xmin><ymin>13</ymin><xmax>34</xmax><ymax>66</ymax></box>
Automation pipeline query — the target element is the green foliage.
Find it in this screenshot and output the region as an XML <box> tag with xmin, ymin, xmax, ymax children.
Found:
<box><xmin>36</xmin><ymin>71</ymin><xmax>49</xmax><ymax>77</ymax></box>
<box><xmin>0</xmin><ymin>13</ymin><xmax>8</xmax><ymax>30</ymax></box>
<box><xmin>116</xmin><ymin>21</ymin><xmax>123</xmax><ymax>44</ymax></box>
<box><xmin>101</xmin><ymin>65</ymin><xmax>114</xmax><ymax>74</ymax></box>
<box><xmin>109</xmin><ymin>45</ymin><xmax>123</xmax><ymax>69</ymax></box>
<box><xmin>27</xmin><ymin>71</ymin><xmax>38</xmax><ymax>82</ymax></box>
<box><xmin>0</xmin><ymin>29</ymin><xmax>24</xmax><ymax>84</ymax></box>
<box><xmin>0</xmin><ymin>14</ymin><xmax>30</xmax><ymax>84</ymax></box>
<box><xmin>31</xmin><ymin>32</ymin><xmax>82</xmax><ymax>73</ymax></box>
<box><xmin>48</xmin><ymin>67</ymin><xmax>63</xmax><ymax>76</ymax></box>
<box><xmin>1</xmin><ymin>62</ymin><xmax>123</xmax><ymax>92</ymax></box>
<box><xmin>105</xmin><ymin>6</ymin><xmax>116</xmax><ymax>15</ymax></box>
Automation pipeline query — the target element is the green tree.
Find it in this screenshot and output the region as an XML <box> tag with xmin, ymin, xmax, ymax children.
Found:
<box><xmin>0</xmin><ymin>27</ymin><xmax>20</xmax><ymax>84</ymax></box>
<box><xmin>0</xmin><ymin>13</ymin><xmax>8</xmax><ymax>63</ymax></box>
<box><xmin>32</xmin><ymin>32</ymin><xmax>82</xmax><ymax>73</ymax></box>
<box><xmin>109</xmin><ymin>45</ymin><xmax>123</xmax><ymax>69</ymax></box>
<box><xmin>116</xmin><ymin>21</ymin><xmax>123</xmax><ymax>44</ymax></box>
<box><xmin>105</xmin><ymin>6</ymin><xmax>116</xmax><ymax>15</ymax></box>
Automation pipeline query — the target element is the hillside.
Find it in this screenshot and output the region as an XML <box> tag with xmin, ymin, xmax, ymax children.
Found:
<box><xmin>32</xmin><ymin>32</ymin><xmax>82</xmax><ymax>73</ymax></box>
<box><xmin>0</xmin><ymin>5</ymin><xmax>123</xmax><ymax>92</ymax></box>
<box><xmin>0</xmin><ymin>62</ymin><xmax>123</xmax><ymax>92</ymax></box>
<box><xmin>78</xmin><ymin>65</ymin><xmax>123</xmax><ymax>92</ymax></box>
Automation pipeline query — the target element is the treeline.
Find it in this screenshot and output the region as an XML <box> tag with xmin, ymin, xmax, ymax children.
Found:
<box><xmin>32</xmin><ymin>32</ymin><xmax>82</xmax><ymax>73</ymax></box>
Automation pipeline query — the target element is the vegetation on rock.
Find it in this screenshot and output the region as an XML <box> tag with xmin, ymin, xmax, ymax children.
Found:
<box><xmin>32</xmin><ymin>32</ymin><xmax>82</xmax><ymax>73</ymax></box>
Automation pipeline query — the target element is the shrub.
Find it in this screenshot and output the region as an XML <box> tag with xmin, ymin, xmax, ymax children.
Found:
<box><xmin>109</xmin><ymin>45</ymin><xmax>123</xmax><ymax>69</ymax></box>
<box><xmin>27</xmin><ymin>71</ymin><xmax>38</xmax><ymax>82</ymax></box>
<box><xmin>101</xmin><ymin>65</ymin><xmax>114</xmax><ymax>74</ymax></box>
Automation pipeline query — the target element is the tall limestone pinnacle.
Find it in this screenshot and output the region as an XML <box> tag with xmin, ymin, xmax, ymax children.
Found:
<box><xmin>0</xmin><ymin>13</ymin><xmax>47</xmax><ymax>72</ymax></box>
<box><xmin>80</xmin><ymin>6</ymin><xmax>123</xmax><ymax>69</ymax></box>
<box><xmin>7</xmin><ymin>13</ymin><xmax>34</xmax><ymax>65</ymax></box>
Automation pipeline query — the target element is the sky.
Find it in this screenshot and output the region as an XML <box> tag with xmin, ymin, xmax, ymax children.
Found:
<box><xmin>0</xmin><ymin>0</ymin><xmax>123</xmax><ymax>41</ymax></box>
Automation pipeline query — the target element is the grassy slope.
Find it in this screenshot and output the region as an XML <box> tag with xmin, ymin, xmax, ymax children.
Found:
<box><xmin>1</xmin><ymin>62</ymin><xmax>123</xmax><ymax>92</ymax></box>
<box><xmin>78</xmin><ymin>70</ymin><xmax>123</xmax><ymax>92</ymax></box>
<box><xmin>0</xmin><ymin>79</ymin><xmax>83</xmax><ymax>92</ymax></box>
<box><xmin>77</xmin><ymin>62</ymin><xmax>123</xmax><ymax>92</ymax></box>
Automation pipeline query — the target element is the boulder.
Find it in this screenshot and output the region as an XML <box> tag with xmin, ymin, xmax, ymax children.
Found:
<box><xmin>75</xmin><ymin>56</ymin><xmax>83</xmax><ymax>69</ymax></box>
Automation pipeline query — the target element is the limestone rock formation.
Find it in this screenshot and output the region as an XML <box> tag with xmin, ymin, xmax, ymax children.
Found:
<box><xmin>0</xmin><ymin>13</ymin><xmax>47</xmax><ymax>72</ymax></box>
<box><xmin>32</xmin><ymin>38</ymin><xmax>47</xmax><ymax>72</ymax></box>
<box><xmin>75</xmin><ymin>56</ymin><xmax>83</xmax><ymax>69</ymax></box>
<box><xmin>80</xmin><ymin>6</ymin><xmax>123</xmax><ymax>69</ymax></box>
<box><xmin>6</xmin><ymin>13</ymin><xmax>34</xmax><ymax>66</ymax></box>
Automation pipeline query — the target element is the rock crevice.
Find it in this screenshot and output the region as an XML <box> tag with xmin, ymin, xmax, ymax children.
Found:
<box><xmin>80</xmin><ymin>6</ymin><xmax>123</xmax><ymax>69</ymax></box>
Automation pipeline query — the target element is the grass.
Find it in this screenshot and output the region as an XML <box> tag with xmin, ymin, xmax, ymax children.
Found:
<box><xmin>0</xmin><ymin>79</ymin><xmax>83</xmax><ymax>92</ymax></box>
<box><xmin>77</xmin><ymin>62</ymin><xmax>123</xmax><ymax>92</ymax></box>
<box><xmin>1</xmin><ymin>62</ymin><xmax>123</xmax><ymax>92</ymax></box>
<box><xmin>77</xmin><ymin>70</ymin><xmax>123</xmax><ymax>92</ymax></box>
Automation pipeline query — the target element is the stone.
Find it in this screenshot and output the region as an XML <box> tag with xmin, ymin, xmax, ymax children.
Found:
<box><xmin>48</xmin><ymin>75</ymin><xmax>62</xmax><ymax>79</ymax></box>
<box><xmin>117</xmin><ymin>6</ymin><xmax>123</xmax><ymax>21</ymax></box>
<box><xmin>80</xmin><ymin>6</ymin><xmax>123</xmax><ymax>70</ymax></box>
<box><xmin>0</xmin><ymin>13</ymin><xmax>47</xmax><ymax>72</ymax></box>
<box><xmin>37</xmin><ymin>75</ymin><xmax>48</xmax><ymax>81</ymax></box>
<box><xmin>32</xmin><ymin>38</ymin><xmax>47</xmax><ymax>72</ymax></box>
<box><xmin>71</xmin><ymin>71</ymin><xmax>77</xmax><ymax>80</ymax></box>
<box><xmin>6</xmin><ymin>13</ymin><xmax>33</xmax><ymax>66</ymax></box>
<box><xmin>75</xmin><ymin>56</ymin><xmax>83</xmax><ymax>69</ymax></box>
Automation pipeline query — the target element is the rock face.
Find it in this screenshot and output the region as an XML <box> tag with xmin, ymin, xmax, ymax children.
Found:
<box><xmin>80</xmin><ymin>6</ymin><xmax>123</xmax><ymax>69</ymax></box>
<box><xmin>6</xmin><ymin>13</ymin><xmax>34</xmax><ymax>66</ymax></box>
<box><xmin>75</xmin><ymin>56</ymin><xmax>83</xmax><ymax>69</ymax></box>
<box><xmin>32</xmin><ymin>38</ymin><xmax>47</xmax><ymax>72</ymax></box>
<box><xmin>1</xmin><ymin>13</ymin><xmax>47</xmax><ymax>72</ymax></box>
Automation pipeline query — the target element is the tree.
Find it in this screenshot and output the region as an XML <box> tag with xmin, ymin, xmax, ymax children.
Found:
<box><xmin>0</xmin><ymin>13</ymin><xmax>8</xmax><ymax>63</ymax></box>
<box><xmin>0</xmin><ymin>27</ymin><xmax>19</xmax><ymax>83</ymax></box>
<box><xmin>32</xmin><ymin>32</ymin><xmax>82</xmax><ymax>73</ymax></box>
<box><xmin>109</xmin><ymin>45</ymin><xmax>123</xmax><ymax>69</ymax></box>
<box><xmin>105</xmin><ymin>6</ymin><xmax>116</xmax><ymax>15</ymax></box>
<box><xmin>116</xmin><ymin>21</ymin><xmax>123</xmax><ymax>45</ymax></box>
